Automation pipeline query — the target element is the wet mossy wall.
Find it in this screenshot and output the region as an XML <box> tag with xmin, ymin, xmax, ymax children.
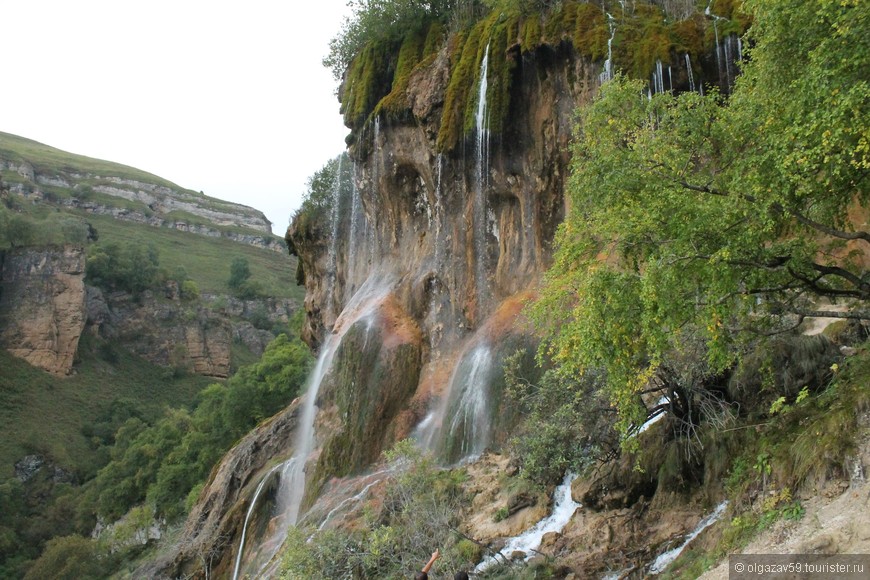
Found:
<box><xmin>340</xmin><ymin>0</ymin><xmax>749</xmax><ymax>152</ymax></box>
<box><xmin>305</xmin><ymin>318</ymin><xmax>422</xmax><ymax>506</ymax></box>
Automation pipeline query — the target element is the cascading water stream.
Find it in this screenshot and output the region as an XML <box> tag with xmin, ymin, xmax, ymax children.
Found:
<box><xmin>442</xmin><ymin>343</ymin><xmax>494</xmax><ymax>461</ymax></box>
<box><xmin>313</xmin><ymin>468</ymin><xmax>392</xmax><ymax>534</ymax></box>
<box><xmin>475</xmin><ymin>472</ymin><xmax>581</xmax><ymax>573</ymax></box>
<box><xmin>473</xmin><ymin>43</ymin><xmax>491</xmax><ymax>314</ymax></box>
<box><xmin>325</xmin><ymin>154</ymin><xmax>344</xmax><ymax>318</ymax></box>
<box><xmin>347</xmin><ymin>163</ymin><xmax>364</xmax><ymax>295</ymax></box>
<box><xmin>368</xmin><ymin>117</ymin><xmax>381</xmax><ymax>269</ymax></box>
<box><xmin>599</xmin><ymin>14</ymin><xmax>616</xmax><ymax>84</ymax></box>
<box><xmin>685</xmin><ymin>54</ymin><xmax>696</xmax><ymax>92</ymax></box>
<box><xmin>723</xmin><ymin>34</ymin><xmax>734</xmax><ymax>92</ymax></box>
<box><xmin>231</xmin><ymin>460</ymin><xmax>293</xmax><ymax>580</ymax></box>
<box><xmin>236</xmin><ymin>276</ymin><xmax>394</xmax><ymax>578</ymax></box>
<box><xmin>648</xmin><ymin>501</ymin><xmax>729</xmax><ymax>574</ymax></box>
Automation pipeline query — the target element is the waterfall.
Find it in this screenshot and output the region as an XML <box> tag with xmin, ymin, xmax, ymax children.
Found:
<box><xmin>347</xmin><ymin>163</ymin><xmax>364</xmax><ymax>294</ymax></box>
<box><xmin>368</xmin><ymin>117</ymin><xmax>381</xmax><ymax>269</ymax></box>
<box><xmin>231</xmin><ymin>460</ymin><xmax>292</xmax><ymax>580</ymax></box>
<box><xmin>599</xmin><ymin>14</ymin><xmax>616</xmax><ymax>84</ymax></box>
<box><xmin>475</xmin><ymin>472</ymin><xmax>581</xmax><ymax>573</ymax></box>
<box><xmin>313</xmin><ymin>468</ymin><xmax>392</xmax><ymax>534</ymax></box>
<box><xmin>655</xmin><ymin>60</ymin><xmax>665</xmax><ymax>94</ymax></box>
<box><xmin>649</xmin><ymin>501</ymin><xmax>729</xmax><ymax>574</ymax></box>
<box><xmin>442</xmin><ymin>344</ymin><xmax>494</xmax><ymax>461</ymax></box>
<box><xmin>236</xmin><ymin>276</ymin><xmax>393</xmax><ymax>577</ymax></box>
<box><xmin>473</xmin><ymin>43</ymin><xmax>491</xmax><ymax>314</ymax></box>
<box><xmin>724</xmin><ymin>34</ymin><xmax>734</xmax><ymax>92</ymax></box>
<box><xmin>324</xmin><ymin>154</ymin><xmax>344</xmax><ymax>319</ymax></box>
<box><xmin>685</xmin><ymin>54</ymin><xmax>696</xmax><ymax>93</ymax></box>
<box><xmin>434</xmin><ymin>154</ymin><xmax>445</xmax><ymax>267</ymax></box>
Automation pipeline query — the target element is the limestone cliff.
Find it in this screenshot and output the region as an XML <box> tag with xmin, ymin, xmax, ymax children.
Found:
<box><xmin>0</xmin><ymin>245</ymin><xmax>295</xmax><ymax>378</ymax></box>
<box><xmin>86</xmin><ymin>288</ymin><xmax>295</xmax><ymax>378</ymax></box>
<box><xmin>288</xmin><ymin>39</ymin><xmax>594</xmax><ymax>449</ymax></box>
<box><xmin>0</xmin><ymin>245</ymin><xmax>86</xmax><ymax>375</ymax></box>
<box><xmin>0</xmin><ymin>131</ymin><xmax>283</xmax><ymax>249</ymax></box>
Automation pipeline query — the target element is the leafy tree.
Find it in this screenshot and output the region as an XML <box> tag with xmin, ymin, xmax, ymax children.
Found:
<box><xmin>503</xmin><ymin>352</ymin><xmax>618</xmax><ymax>484</ymax></box>
<box><xmin>4</xmin><ymin>215</ymin><xmax>35</xmax><ymax>247</ymax></box>
<box><xmin>86</xmin><ymin>242</ymin><xmax>160</xmax><ymax>296</ymax></box>
<box><xmin>227</xmin><ymin>256</ymin><xmax>251</xmax><ymax>291</ymax></box>
<box><xmin>532</xmin><ymin>0</ymin><xmax>869</xmax><ymax>438</ymax></box>
<box><xmin>22</xmin><ymin>535</ymin><xmax>106</xmax><ymax>580</ymax></box>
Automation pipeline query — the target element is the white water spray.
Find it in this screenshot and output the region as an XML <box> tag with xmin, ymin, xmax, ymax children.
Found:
<box><xmin>475</xmin><ymin>472</ymin><xmax>581</xmax><ymax>572</ymax></box>
<box><xmin>238</xmin><ymin>277</ymin><xmax>394</xmax><ymax>577</ymax></box>
<box><xmin>599</xmin><ymin>14</ymin><xmax>616</xmax><ymax>84</ymax></box>
<box><xmin>443</xmin><ymin>344</ymin><xmax>494</xmax><ymax>461</ymax></box>
<box><xmin>685</xmin><ymin>53</ymin><xmax>696</xmax><ymax>92</ymax></box>
<box><xmin>474</xmin><ymin>43</ymin><xmax>491</xmax><ymax>312</ymax></box>
<box><xmin>325</xmin><ymin>155</ymin><xmax>345</xmax><ymax>318</ymax></box>
<box><xmin>231</xmin><ymin>460</ymin><xmax>292</xmax><ymax>580</ymax></box>
<box><xmin>649</xmin><ymin>501</ymin><xmax>729</xmax><ymax>574</ymax></box>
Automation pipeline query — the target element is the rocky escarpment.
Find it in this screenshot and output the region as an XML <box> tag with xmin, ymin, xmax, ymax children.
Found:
<box><xmin>51</xmin><ymin>196</ymin><xmax>285</xmax><ymax>251</ymax></box>
<box><xmin>0</xmin><ymin>133</ymin><xmax>283</xmax><ymax>248</ymax></box>
<box><xmin>86</xmin><ymin>288</ymin><xmax>296</xmax><ymax>378</ymax></box>
<box><xmin>288</xmin><ymin>38</ymin><xmax>595</xmax><ymax>442</ymax></box>
<box><xmin>143</xmin><ymin>401</ymin><xmax>302</xmax><ymax>580</ymax></box>
<box><xmin>294</xmin><ymin>47</ymin><xmax>582</xmax><ymax>339</ymax></box>
<box><xmin>0</xmin><ymin>245</ymin><xmax>295</xmax><ymax>378</ymax></box>
<box><xmin>0</xmin><ymin>245</ymin><xmax>87</xmax><ymax>375</ymax></box>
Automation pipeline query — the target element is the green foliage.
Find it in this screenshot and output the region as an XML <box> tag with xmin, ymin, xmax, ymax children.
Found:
<box><xmin>282</xmin><ymin>440</ymin><xmax>474</xmax><ymax>579</ymax></box>
<box><xmin>84</xmin><ymin>333</ymin><xmax>313</xmax><ymax>521</ymax></box>
<box><xmin>4</xmin><ymin>214</ymin><xmax>36</xmax><ymax>247</ymax></box>
<box><xmin>292</xmin><ymin>154</ymin><xmax>346</xmax><ymax>238</ymax></box>
<box><xmin>532</xmin><ymin>0</ymin><xmax>870</xmax><ymax>440</ymax></box>
<box><xmin>504</xmin><ymin>349</ymin><xmax>618</xmax><ymax>485</ymax></box>
<box><xmin>324</xmin><ymin>0</ymin><xmax>458</xmax><ymax>81</ymax></box>
<box><xmin>228</xmin><ymin>256</ymin><xmax>252</xmax><ymax>290</ymax></box>
<box><xmin>180</xmin><ymin>279</ymin><xmax>200</xmax><ymax>301</ymax></box>
<box><xmin>22</xmin><ymin>535</ymin><xmax>106</xmax><ymax>580</ymax></box>
<box><xmin>86</xmin><ymin>241</ymin><xmax>160</xmax><ymax>296</ymax></box>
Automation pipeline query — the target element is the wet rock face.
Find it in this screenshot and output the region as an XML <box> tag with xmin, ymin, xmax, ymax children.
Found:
<box><xmin>0</xmin><ymin>245</ymin><xmax>87</xmax><ymax>375</ymax></box>
<box><xmin>290</xmin><ymin>43</ymin><xmax>595</xmax><ymax>352</ymax></box>
<box><xmin>307</xmin><ymin>294</ymin><xmax>423</xmax><ymax>503</ymax></box>
<box><xmin>152</xmin><ymin>402</ymin><xmax>302</xmax><ymax>580</ymax></box>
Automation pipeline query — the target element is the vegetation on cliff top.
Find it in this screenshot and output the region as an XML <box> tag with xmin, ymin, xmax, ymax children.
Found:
<box><xmin>330</xmin><ymin>0</ymin><xmax>749</xmax><ymax>151</ymax></box>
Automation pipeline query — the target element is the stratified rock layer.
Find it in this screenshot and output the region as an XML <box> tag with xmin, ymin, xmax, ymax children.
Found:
<box><xmin>0</xmin><ymin>245</ymin><xmax>86</xmax><ymax>375</ymax></box>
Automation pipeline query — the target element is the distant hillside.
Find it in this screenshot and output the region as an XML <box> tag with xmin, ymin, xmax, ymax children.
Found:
<box><xmin>0</xmin><ymin>131</ymin><xmax>283</xmax><ymax>251</ymax></box>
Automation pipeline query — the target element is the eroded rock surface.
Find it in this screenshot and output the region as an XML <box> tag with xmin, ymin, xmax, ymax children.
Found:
<box><xmin>0</xmin><ymin>245</ymin><xmax>86</xmax><ymax>374</ymax></box>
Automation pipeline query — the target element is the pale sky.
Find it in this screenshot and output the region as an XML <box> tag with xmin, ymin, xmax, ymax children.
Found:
<box><xmin>3</xmin><ymin>0</ymin><xmax>352</xmax><ymax>234</ymax></box>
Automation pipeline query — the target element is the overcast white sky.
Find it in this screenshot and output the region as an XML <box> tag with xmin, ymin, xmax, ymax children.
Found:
<box><xmin>4</xmin><ymin>0</ymin><xmax>352</xmax><ymax>234</ymax></box>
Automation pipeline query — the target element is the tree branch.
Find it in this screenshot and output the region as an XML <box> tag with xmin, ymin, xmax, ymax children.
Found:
<box><xmin>786</xmin><ymin>208</ymin><xmax>870</xmax><ymax>245</ymax></box>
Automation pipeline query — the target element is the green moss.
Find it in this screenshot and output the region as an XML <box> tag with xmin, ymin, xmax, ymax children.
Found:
<box><xmin>377</xmin><ymin>29</ymin><xmax>428</xmax><ymax>120</ymax></box>
<box><xmin>304</xmin><ymin>319</ymin><xmax>422</xmax><ymax>509</ymax></box>
<box><xmin>422</xmin><ymin>21</ymin><xmax>446</xmax><ymax>57</ymax></box>
<box><xmin>341</xmin><ymin>40</ymin><xmax>398</xmax><ymax>129</ymax></box>
<box><xmin>436</xmin><ymin>27</ymin><xmax>479</xmax><ymax>151</ymax></box>
<box><xmin>519</xmin><ymin>15</ymin><xmax>542</xmax><ymax>52</ymax></box>
<box><xmin>340</xmin><ymin>1</ymin><xmax>751</xmax><ymax>150</ymax></box>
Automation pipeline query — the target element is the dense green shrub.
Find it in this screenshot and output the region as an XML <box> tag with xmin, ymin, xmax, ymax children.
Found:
<box><xmin>86</xmin><ymin>241</ymin><xmax>160</xmax><ymax>296</ymax></box>
<box><xmin>282</xmin><ymin>440</ymin><xmax>476</xmax><ymax>579</ymax></box>
<box><xmin>83</xmin><ymin>333</ymin><xmax>313</xmax><ymax>521</ymax></box>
